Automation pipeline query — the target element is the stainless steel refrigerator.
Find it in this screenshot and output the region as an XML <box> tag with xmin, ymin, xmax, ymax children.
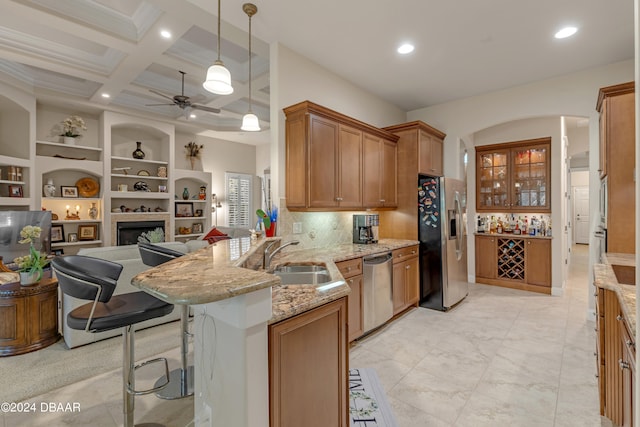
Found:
<box><xmin>418</xmin><ymin>175</ymin><xmax>468</xmax><ymax>311</ymax></box>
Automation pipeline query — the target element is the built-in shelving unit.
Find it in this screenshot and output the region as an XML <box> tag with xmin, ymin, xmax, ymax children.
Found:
<box><xmin>173</xmin><ymin>169</ymin><xmax>211</xmax><ymax>240</ymax></box>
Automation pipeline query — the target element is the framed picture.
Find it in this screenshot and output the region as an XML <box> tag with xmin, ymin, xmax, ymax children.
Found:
<box><xmin>8</xmin><ymin>185</ymin><xmax>23</xmax><ymax>197</ymax></box>
<box><xmin>195</xmin><ymin>209</ymin><xmax>203</xmax><ymax>217</ymax></box>
<box><xmin>52</xmin><ymin>248</ymin><xmax>64</xmax><ymax>256</ymax></box>
<box><xmin>192</xmin><ymin>223</ymin><xmax>203</xmax><ymax>234</ymax></box>
<box><xmin>68</xmin><ymin>233</ymin><xmax>78</xmax><ymax>243</ymax></box>
<box><xmin>61</xmin><ymin>186</ymin><xmax>79</xmax><ymax>198</ymax></box>
<box><xmin>175</xmin><ymin>202</ymin><xmax>194</xmax><ymax>217</ymax></box>
<box><xmin>78</xmin><ymin>224</ymin><xmax>98</xmax><ymax>241</ymax></box>
<box><xmin>51</xmin><ymin>225</ymin><xmax>65</xmax><ymax>243</ymax></box>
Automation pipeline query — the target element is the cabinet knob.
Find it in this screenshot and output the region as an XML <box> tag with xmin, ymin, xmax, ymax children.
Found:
<box><xmin>348</xmin><ymin>279</ymin><xmax>353</xmax><ymax>284</ymax></box>
<box><xmin>336</xmin><ymin>197</ymin><xmax>343</xmax><ymax>201</ymax></box>
<box><xmin>380</xmin><ymin>199</ymin><xmax>385</xmax><ymax>203</ymax></box>
<box><xmin>617</xmin><ymin>315</ymin><xmax>624</xmax><ymax>322</ymax></box>
<box><xmin>346</xmin><ymin>266</ymin><xmax>352</xmax><ymax>271</ymax></box>
<box><xmin>411</xmin><ymin>250</ymin><xmax>416</xmax><ymax>254</ymax></box>
<box><xmin>405</xmin><ymin>265</ymin><xmax>410</xmax><ymax>270</ymax></box>
<box><xmin>594</xmin><ymin>351</ymin><xmax>597</xmax><ymax>357</ymax></box>
<box><xmin>626</xmin><ymin>339</ymin><xmax>634</xmax><ymax>347</ymax></box>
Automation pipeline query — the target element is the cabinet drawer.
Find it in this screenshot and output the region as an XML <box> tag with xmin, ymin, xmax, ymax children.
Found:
<box><xmin>335</xmin><ymin>257</ymin><xmax>363</xmax><ymax>279</ymax></box>
<box><xmin>392</xmin><ymin>245</ymin><xmax>419</xmax><ymax>264</ymax></box>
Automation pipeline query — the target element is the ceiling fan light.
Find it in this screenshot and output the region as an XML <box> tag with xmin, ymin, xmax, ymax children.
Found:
<box><xmin>241</xmin><ymin>112</ymin><xmax>260</xmax><ymax>131</ymax></box>
<box><xmin>203</xmin><ymin>61</ymin><xmax>234</xmax><ymax>95</ymax></box>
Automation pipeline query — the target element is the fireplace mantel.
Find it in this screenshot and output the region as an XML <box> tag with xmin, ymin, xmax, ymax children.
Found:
<box><xmin>110</xmin><ymin>213</ymin><xmax>171</xmax><ymax>245</ymax></box>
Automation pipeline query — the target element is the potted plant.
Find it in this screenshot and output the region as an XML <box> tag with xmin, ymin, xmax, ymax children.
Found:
<box><xmin>185</xmin><ymin>141</ymin><xmax>203</xmax><ymax>170</ymax></box>
<box><xmin>13</xmin><ymin>225</ymin><xmax>50</xmax><ymax>285</ymax></box>
<box><xmin>60</xmin><ymin>115</ymin><xmax>87</xmax><ymax>145</ymax></box>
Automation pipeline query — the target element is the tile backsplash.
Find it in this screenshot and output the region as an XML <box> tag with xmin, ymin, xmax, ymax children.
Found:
<box><xmin>276</xmin><ymin>198</ymin><xmax>359</xmax><ymax>249</ymax></box>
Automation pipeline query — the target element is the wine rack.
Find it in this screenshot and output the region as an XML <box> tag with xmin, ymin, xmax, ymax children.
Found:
<box><xmin>497</xmin><ymin>238</ymin><xmax>525</xmax><ymax>281</ymax></box>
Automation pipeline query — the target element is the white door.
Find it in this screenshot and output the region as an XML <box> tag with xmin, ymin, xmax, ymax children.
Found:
<box><xmin>573</xmin><ymin>186</ymin><xmax>589</xmax><ymax>244</ymax></box>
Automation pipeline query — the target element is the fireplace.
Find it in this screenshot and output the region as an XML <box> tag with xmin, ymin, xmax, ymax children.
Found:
<box><xmin>117</xmin><ymin>221</ymin><xmax>165</xmax><ymax>246</ymax></box>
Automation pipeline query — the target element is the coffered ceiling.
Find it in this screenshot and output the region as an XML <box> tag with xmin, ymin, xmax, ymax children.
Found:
<box><xmin>0</xmin><ymin>0</ymin><xmax>634</xmax><ymax>146</ymax></box>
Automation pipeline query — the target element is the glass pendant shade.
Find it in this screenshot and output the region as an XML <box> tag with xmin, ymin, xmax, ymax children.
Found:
<box><xmin>203</xmin><ymin>60</ymin><xmax>233</xmax><ymax>95</ymax></box>
<box><xmin>241</xmin><ymin>112</ymin><xmax>260</xmax><ymax>131</ymax></box>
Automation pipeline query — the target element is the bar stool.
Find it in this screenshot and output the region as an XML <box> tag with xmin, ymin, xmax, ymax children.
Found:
<box><xmin>138</xmin><ymin>242</ymin><xmax>194</xmax><ymax>400</ymax></box>
<box><xmin>51</xmin><ymin>255</ymin><xmax>173</xmax><ymax>427</ymax></box>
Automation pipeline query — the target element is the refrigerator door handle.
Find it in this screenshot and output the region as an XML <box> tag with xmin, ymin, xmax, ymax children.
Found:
<box><xmin>454</xmin><ymin>192</ymin><xmax>463</xmax><ymax>261</ymax></box>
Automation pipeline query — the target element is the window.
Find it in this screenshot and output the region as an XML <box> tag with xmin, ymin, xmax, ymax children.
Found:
<box><xmin>225</xmin><ymin>172</ymin><xmax>253</xmax><ymax>228</ymax></box>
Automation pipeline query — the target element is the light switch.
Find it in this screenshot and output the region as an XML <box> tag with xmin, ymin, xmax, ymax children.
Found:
<box><xmin>293</xmin><ymin>222</ymin><xmax>302</xmax><ymax>234</ymax></box>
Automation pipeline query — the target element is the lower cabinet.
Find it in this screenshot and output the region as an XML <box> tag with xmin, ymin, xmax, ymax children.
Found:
<box><xmin>475</xmin><ymin>235</ymin><xmax>551</xmax><ymax>293</ymax></box>
<box><xmin>597</xmin><ymin>287</ymin><xmax>636</xmax><ymax>427</ymax></box>
<box><xmin>335</xmin><ymin>257</ymin><xmax>364</xmax><ymax>342</ymax></box>
<box><xmin>392</xmin><ymin>245</ymin><xmax>419</xmax><ymax>315</ymax></box>
<box><xmin>269</xmin><ymin>297</ymin><xmax>348</xmax><ymax>427</ymax></box>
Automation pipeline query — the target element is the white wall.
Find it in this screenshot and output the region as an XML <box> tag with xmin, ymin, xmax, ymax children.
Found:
<box><xmin>409</xmin><ymin>59</ymin><xmax>634</xmax><ymax>311</ymax></box>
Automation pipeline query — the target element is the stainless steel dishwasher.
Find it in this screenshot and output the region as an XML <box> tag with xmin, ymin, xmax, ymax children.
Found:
<box><xmin>363</xmin><ymin>252</ymin><xmax>393</xmax><ymax>333</ymax></box>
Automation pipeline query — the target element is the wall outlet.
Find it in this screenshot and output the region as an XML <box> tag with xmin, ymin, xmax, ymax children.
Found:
<box><xmin>293</xmin><ymin>222</ymin><xmax>302</xmax><ymax>234</ymax></box>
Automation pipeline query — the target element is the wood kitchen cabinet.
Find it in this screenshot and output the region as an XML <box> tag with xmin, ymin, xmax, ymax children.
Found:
<box><xmin>363</xmin><ymin>133</ymin><xmax>397</xmax><ymax>208</ymax></box>
<box><xmin>391</xmin><ymin>245</ymin><xmax>419</xmax><ymax>315</ymax></box>
<box><xmin>476</xmin><ymin>138</ymin><xmax>551</xmax><ymax>213</ymax></box>
<box><xmin>475</xmin><ymin>235</ymin><xmax>551</xmax><ymax>293</ymax></box>
<box><xmin>597</xmin><ymin>287</ymin><xmax>636</xmax><ymax>427</ymax></box>
<box><xmin>475</xmin><ymin>235</ymin><xmax>497</xmax><ymax>280</ymax></box>
<box><xmin>336</xmin><ymin>257</ymin><xmax>364</xmax><ymax>342</ymax></box>
<box><xmin>269</xmin><ymin>297</ymin><xmax>348</xmax><ymax>427</ymax></box>
<box><xmin>379</xmin><ymin>121</ymin><xmax>446</xmax><ymax>240</ymax></box>
<box><xmin>284</xmin><ymin>100</ymin><xmax>398</xmax><ymax>211</ymax></box>
<box><xmin>597</xmin><ymin>82</ymin><xmax>635</xmax><ymax>254</ymax></box>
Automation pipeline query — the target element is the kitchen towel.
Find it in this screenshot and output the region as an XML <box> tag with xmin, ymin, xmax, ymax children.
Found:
<box><xmin>350</xmin><ymin>367</ymin><xmax>398</xmax><ymax>427</ymax></box>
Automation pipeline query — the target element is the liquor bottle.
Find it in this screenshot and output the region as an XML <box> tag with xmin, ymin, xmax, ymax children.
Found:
<box><xmin>522</xmin><ymin>216</ymin><xmax>528</xmax><ymax>234</ymax></box>
<box><xmin>490</xmin><ymin>215</ymin><xmax>497</xmax><ymax>234</ymax></box>
<box><xmin>497</xmin><ymin>218</ymin><xmax>503</xmax><ymax>234</ymax></box>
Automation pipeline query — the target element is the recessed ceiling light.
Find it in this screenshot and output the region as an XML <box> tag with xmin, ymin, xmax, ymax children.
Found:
<box><xmin>554</xmin><ymin>26</ymin><xmax>577</xmax><ymax>39</ymax></box>
<box><xmin>397</xmin><ymin>43</ymin><xmax>415</xmax><ymax>54</ymax></box>
<box><xmin>160</xmin><ymin>30</ymin><xmax>172</xmax><ymax>39</ymax></box>
<box><xmin>101</xmin><ymin>93</ymin><xmax>110</xmax><ymax>98</ymax></box>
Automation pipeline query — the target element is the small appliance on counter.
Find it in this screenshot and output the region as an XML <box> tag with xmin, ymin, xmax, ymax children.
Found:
<box><xmin>353</xmin><ymin>214</ymin><xmax>379</xmax><ymax>244</ymax></box>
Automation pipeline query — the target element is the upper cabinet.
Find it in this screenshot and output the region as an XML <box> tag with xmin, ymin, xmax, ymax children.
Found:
<box><xmin>384</xmin><ymin>121</ymin><xmax>445</xmax><ymax>177</ymax></box>
<box><xmin>476</xmin><ymin>138</ymin><xmax>551</xmax><ymax>213</ymax></box>
<box><xmin>284</xmin><ymin>101</ymin><xmax>398</xmax><ymax>211</ymax></box>
<box><xmin>597</xmin><ymin>82</ymin><xmax>635</xmax><ymax>254</ymax></box>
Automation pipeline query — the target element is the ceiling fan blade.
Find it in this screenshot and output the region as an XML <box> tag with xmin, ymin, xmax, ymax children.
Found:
<box><xmin>191</xmin><ymin>104</ymin><xmax>221</xmax><ymax>114</ymax></box>
<box><xmin>146</xmin><ymin>103</ymin><xmax>175</xmax><ymax>107</ymax></box>
<box><xmin>188</xmin><ymin>94</ymin><xmax>206</xmax><ymax>104</ymax></box>
<box><xmin>149</xmin><ymin>89</ymin><xmax>175</xmax><ymax>101</ymax></box>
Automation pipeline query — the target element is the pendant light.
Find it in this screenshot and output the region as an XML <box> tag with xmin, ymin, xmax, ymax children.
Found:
<box><xmin>203</xmin><ymin>0</ymin><xmax>234</xmax><ymax>95</ymax></box>
<box><xmin>241</xmin><ymin>3</ymin><xmax>260</xmax><ymax>131</ymax></box>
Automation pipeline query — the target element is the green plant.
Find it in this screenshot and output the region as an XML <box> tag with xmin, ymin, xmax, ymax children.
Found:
<box><xmin>13</xmin><ymin>225</ymin><xmax>49</xmax><ymax>281</ymax></box>
<box><xmin>138</xmin><ymin>227</ymin><xmax>165</xmax><ymax>243</ymax></box>
<box><xmin>60</xmin><ymin>115</ymin><xmax>87</xmax><ymax>137</ymax></box>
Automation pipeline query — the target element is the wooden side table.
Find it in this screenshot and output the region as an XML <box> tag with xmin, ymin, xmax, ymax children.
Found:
<box><xmin>0</xmin><ymin>275</ymin><xmax>60</xmax><ymax>356</ymax></box>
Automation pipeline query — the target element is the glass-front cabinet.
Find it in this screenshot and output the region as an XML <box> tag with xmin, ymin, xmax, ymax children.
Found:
<box><xmin>476</xmin><ymin>138</ymin><xmax>550</xmax><ymax>213</ymax></box>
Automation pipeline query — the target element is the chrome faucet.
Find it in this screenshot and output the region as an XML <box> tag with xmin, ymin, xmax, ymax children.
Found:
<box><xmin>264</xmin><ymin>240</ymin><xmax>300</xmax><ymax>270</ymax></box>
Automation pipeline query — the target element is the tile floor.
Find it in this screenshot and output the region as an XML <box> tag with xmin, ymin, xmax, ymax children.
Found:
<box><xmin>2</xmin><ymin>244</ymin><xmax>611</xmax><ymax>426</ymax></box>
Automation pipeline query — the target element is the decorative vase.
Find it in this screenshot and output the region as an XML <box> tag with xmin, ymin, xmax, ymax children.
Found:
<box><xmin>88</xmin><ymin>202</ymin><xmax>98</xmax><ymax>220</ymax></box>
<box><xmin>43</xmin><ymin>178</ymin><xmax>56</xmax><ymax>198</ymax></box>
<box><xmin>19</xmin><ymin>271</ymin><xmax>39</xmax><ymax>286</ymax></box>
<box><xmin>265</xmin><ymin>221</ymin><xmax>277</xmax><ymax>237</ymax></box>
<box><xmin>189</xmin><ymin>157</ymin><xmax>196</xmax><ymax>170</ymax></box>
<box><xmin>63</xmin><ymin>136</ymin><xmax>76</xmax><ymax>145</ymax></box>
<box><xmin>182</xmin><ymin>187</ymin><xmax>189</xmax><ymax>200</ymax></box>
<box><xmin>199</xmin><ymin>185</ymin><xmax>207</xmax><ymax>200</ymax></box>
<box><xmin>132</xmin><ymin>141</ymin><xmax>146</xmax><ymax>159</ymax></box>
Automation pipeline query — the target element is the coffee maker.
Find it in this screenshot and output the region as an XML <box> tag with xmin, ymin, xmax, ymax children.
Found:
<box><xmin>353</xmin><ymin>214</ymin><xmax>379</xmax><ymax>244</ymax></box>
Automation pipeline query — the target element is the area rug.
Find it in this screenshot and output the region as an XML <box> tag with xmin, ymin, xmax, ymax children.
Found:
<box><xmin>350</xmin><ymin>368</ymin><xmax>399</xmax><ymax>427</ymax></box>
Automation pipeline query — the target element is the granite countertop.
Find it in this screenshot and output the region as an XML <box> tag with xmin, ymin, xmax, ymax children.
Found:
<box><xmin>131</xmin><ymin>237</ymin><xmax>419</xmax><ymax>325</ymax></box>
<box><xmin>593</xmin><ymin>252</ymin><xmax>636</xmax><ymax>335</ymax></box>
<box><xmin>473</xmin><ymin>232</ymin><xmax>552</xmax><ymax>239</ymax></box>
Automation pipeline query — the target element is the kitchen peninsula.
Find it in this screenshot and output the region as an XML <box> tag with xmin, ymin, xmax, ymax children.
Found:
<box><xmin>132</xmin><ymin>236</ymin><xmax>418</xmax><ymax>427</ymax></box>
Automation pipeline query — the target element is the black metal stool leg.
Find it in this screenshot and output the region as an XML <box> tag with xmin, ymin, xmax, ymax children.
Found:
<box><xmin>155</xmin><ymin>305</ymin><xmax>194</xmax><ymax>399</ymax></box>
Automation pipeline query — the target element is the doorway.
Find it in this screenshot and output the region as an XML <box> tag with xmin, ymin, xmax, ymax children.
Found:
<box><xmin>573</xmin><ymin>185</ymin><xmax>589</xmax><ymax>244</ymax></box>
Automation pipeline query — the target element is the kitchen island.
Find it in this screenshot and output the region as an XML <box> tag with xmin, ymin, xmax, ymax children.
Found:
<box><xmin>131</xmin><ymin>236</ymin><xmax>418</xmax><ymax>426</ymax></box>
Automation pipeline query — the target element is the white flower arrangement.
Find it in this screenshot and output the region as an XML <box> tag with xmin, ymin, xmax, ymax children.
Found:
<box><xmin>60</xmin><ymin>115</ymin><xmax>87</xmax><ymax>138</ymax></box>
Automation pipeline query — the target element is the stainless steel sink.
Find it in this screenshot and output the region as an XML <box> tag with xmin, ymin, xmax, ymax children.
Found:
<box><xmin>273</xmin><ymin>264</ymin><xmax>331</xmax><ymax>285</ymax></box>
<box><xmin>612</xmin><ymin>264</ymin><xmax>635</xmax><ymax>286</ymax></box>
<box><xmin>273</xmin><ymin>264</ymin><xmax>328</xmax><ymax>273</ymax></box>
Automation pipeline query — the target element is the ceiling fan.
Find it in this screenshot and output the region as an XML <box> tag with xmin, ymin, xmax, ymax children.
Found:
<box><xmin>147</xmin><ymin>70</ymin><xmax>221</xmax><ymax>117</ymax></box>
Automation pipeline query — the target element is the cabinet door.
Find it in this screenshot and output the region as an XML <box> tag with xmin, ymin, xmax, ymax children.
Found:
<box><xmin>404</xmin><ymin>256</ymin><xmax>419</xmax><ymax>306</ymax></box>
<box><xmin>476</xmin><ymin>149</ymin><xmax>510</xmax><ymax>211</ymax></box>
<box><xmin>392</xmin><ymin>261</ymin><xmax>406</xmax><ymax>315</ymax></box>
<box><xmin>475</xmin><ymin>235</ymin><xmax>497</xmax><ymax>279</ymax></box>
<box><xmin>285</xmin><ymin>111</ymin><xmax>308</xmax><ymax>208</ymax></box>
<box><xmin>0</xmin><ymin>297</ymin><xmax>27</xmax><ymax>352</ymax></box>
<box><xmin>269</xmin><ymin>298</ymin><xmax>348</xmax><ymax>427</ymax></box>
<box><xmin>429</xmin><ymin>136</ymin><xmax>443</xmax><ymax>176</ymax></box>
<box><xmin>525</xmin><ymin>239</ymin><xmax>551</xmax><ymax>287</ymax></box>
<box><xmin>363</xmin><ymin>133</ymin><xmax>382</xmax><ymax>207</ymax></box>
<box><xmin>620</xmin><ymin>320</ymin><xmax>635</xmax><ymax>427</ymax></box>
<box><xmin>308</xmin><ymin>114</ymin><xmax>339</xmax><ymax>207</ymax></box>
<box><xmin>599</xmin><ymin>99</ymin><xmax>608</xmax><ymax>178</ymax></box>
<box><xmin>381</xmin><ymin>139</ymin><xmax>397</xmax><ymax>207</ymax></box>
<box><xmin>337</xmin><ymin>124</ymin><xmax>363</xmax><ymax>208</ymax></box>
<box><xmin>511</xmin><ymin>144</ymin><xmax>550</xmax><ymax>211</ymax></box>
<box><xmin>419</xmin><ymin>131</ymin><xmax>443</xmax><ymax>176</ymax></box>
<box><xmin>604</xmin><ymin>290</ymin><xmax>624</xmax><ymax>425</ymax></box>
<box><xmin>27</xmin><ymin>289</ymin><xmax>58</xmax><ymax>346</ymax></box>
<box><xmin>346</xmin><ymin>275</ymin><xmax>363</xmax><ymax>342</ymax></box>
